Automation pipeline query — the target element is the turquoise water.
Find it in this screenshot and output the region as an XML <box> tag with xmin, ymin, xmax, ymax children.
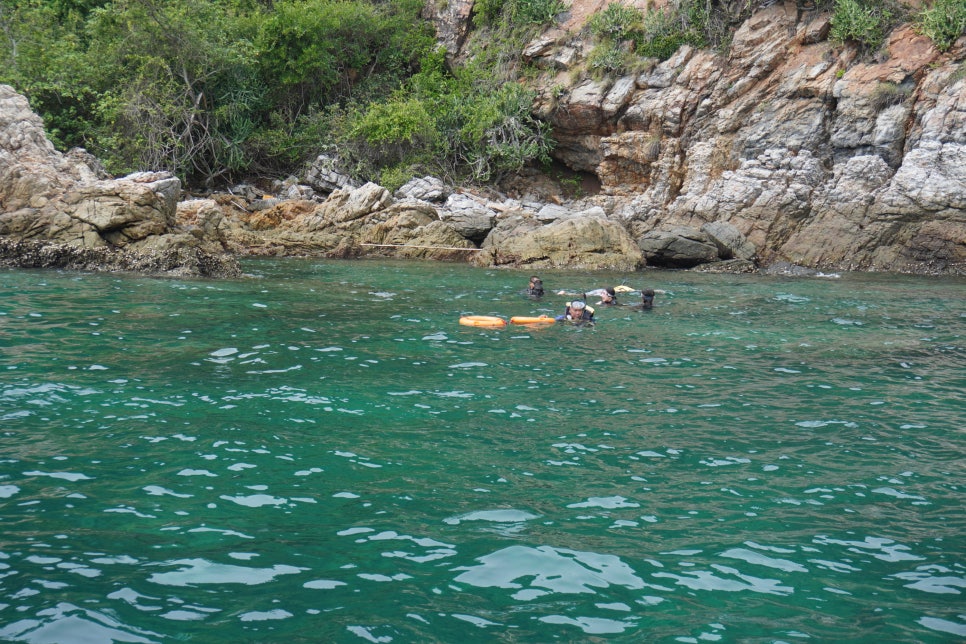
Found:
<box><xmin>1</xmin><ymin>258</ymin><xmax>964</xmax><ymax>643</ymax></box>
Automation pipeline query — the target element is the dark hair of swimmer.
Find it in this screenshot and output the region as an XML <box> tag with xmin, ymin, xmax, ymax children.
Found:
<box><xmin>641</xmin><ymin>288</ymin><xmax>655</xmax><ymax>308</ymax></box>
<box><xmin>528</xmin><ymin>276</ymin><xmax>544</xmax><ymax>297</ymax></box>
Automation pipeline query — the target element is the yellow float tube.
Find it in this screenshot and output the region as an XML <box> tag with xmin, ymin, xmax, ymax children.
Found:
<box><xmin>510</xmin><ymin>315</ymin><xmax>555</xmax><ymax>325</ymax></box>
<box><xmin>459</xmin><ymin>315</ymin><xmax>507</xmax><ymax>328</ymax></box>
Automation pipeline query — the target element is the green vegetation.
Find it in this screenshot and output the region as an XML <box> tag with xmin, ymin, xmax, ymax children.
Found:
<box><xmin>335</xmin><ymin>47</ymin><xmax>553</xmax><ymax>188</ymax></box>
<box><xmin>634</xmin><ymin>4</ymin><xmax>708</xmax><ymax>61</ymax></box>
<box><xmin>0</xmin><ymin>0</ymin><xmax>552</xmax><ymax>188</ymax></box>
<box><xmin>474</xmin><ymin>0</ymin><xmax>565</xmax><ymax>27</ymax></box>
<box><xmin>583</xmin><ymin>0</ymin><xmax>738</xmax><ymax>76</ymax></box>
<box><xmin>588</xmin><ymin>2</ymin><xmax>643</xmax><ymax>40</ymax></box>
<box><xmin>829</xmin><ymin>0</ymin><xmax>902</xmax><ymax>51</ymax></box>
<box><xmin>586</xmin><ymin>2</ymin><xmax>640</xmax><ymax>75</ymax></box>
<box><xmin>916</xmin><ymin>0</ymin><xmax>966</xmax><ymax>52</ymax></box>
<box><xmin>0</xmin><ymin>0</ymin><xmax>950</xmax><ymax>191</ymax></box>
<box><xmin>870</xmin><ymin>81</ymin><xmax>912</xmax><ymax>111</ymax></box>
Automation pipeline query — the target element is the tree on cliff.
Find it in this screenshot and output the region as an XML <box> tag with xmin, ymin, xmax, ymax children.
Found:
<box><xmin>0</xmin><ymin>0</ymin><xmax>555</xmax><ymax>190</ymax></box>
<box><xmin>0</xmin><ymin>0</ymin><xmax>436</xmax><ymax>186</ymax></box>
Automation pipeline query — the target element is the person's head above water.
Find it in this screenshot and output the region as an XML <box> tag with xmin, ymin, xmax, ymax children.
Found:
<box><xmin>528</xmin><ymin>276</ymin><xmax>544</xmax><ymax>296</ymax></box>
<box><xmin>570</xmin><ymin>300</ymin><xmax>586</xmax><ymax>310</ymax></box>
<box><xmin>641</xmin><ymin>289</ymin><xmax>655</xmax><ymax>308</ymax></box>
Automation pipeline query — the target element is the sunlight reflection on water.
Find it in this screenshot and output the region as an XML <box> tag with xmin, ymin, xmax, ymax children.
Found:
<box><xmin>1</xmin><ymin>261</ymin><xmax>964</xmax><ymax>642</ymax></box>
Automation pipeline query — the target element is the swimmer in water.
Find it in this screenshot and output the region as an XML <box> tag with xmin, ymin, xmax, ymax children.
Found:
<box><xmin>557</xmin><ymin>287</ymin><xmax>617</xmax><ymax>305</ymax></box>
<box><xmin>596</xmin><ymin>287</ymin><xmax>618</xmax><ymax>305</ymax></box>
<box><xmin>555</xmin><ymin>300</ymin><xmax>595</xmax><ymax>325</ymax></box>
<box><xmin>526</xmin><ymin>276</ymin><xmax>545</xmax><ymax>298</ymax></box>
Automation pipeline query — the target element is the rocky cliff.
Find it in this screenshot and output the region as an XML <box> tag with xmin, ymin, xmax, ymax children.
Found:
<box><xmin>511</xmin><ymin>4</ymin><xmax>966</xmax><ymax>274</ymax></box>
<box><xmin>0</xmin><ymin>85</ymin><xmax>240</xmax><ymax>277</ymax></box>
<box><xmin>1</xmin><ymin>1</ymin><xmax>964</xmax><ymax>276</ymax></box>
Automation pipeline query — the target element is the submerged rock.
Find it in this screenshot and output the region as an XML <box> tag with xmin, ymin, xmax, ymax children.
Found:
<box><xmin>0</xmin><ymin>237</ymin><xmax>241</xmax><ymax>278</ymax></box>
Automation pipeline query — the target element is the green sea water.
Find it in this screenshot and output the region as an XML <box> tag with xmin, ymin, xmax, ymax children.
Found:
<box><xmin>1</xmin><ymin>258</ymin><xmax>964</xmax><ymax>643</ymax></box>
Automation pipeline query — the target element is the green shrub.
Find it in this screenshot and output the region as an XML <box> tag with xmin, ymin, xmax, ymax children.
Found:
<box><xmin>378</xmin><ymin>164</ymin><xmax>421</xmax><ymax>192</ymax></box>
<box><xmin>830</xmin><ymin>0</ymin><xmax>894</xmax><ymax>50</ymax></box>
<box><xmin>254</xmin><ymin>0</ymin><xmax>409</xmax><ymax>109</ymax></box>
<box><xmin>636</xmin><ymin>8</ymin><xmax>696</xmax><ymax>60</ymax></box>
<box><xmin>588</xmin><ymin>41</ymin><xmax>630</xmax><ymax>75</ymax></box>
<box><xmin>916</xmin><ymin>0</ymin><xmax>966</xmax><ymax>52</ymax></box>
<box><xmin>2</xmin><ymin>0</ymin><xmax>546</xmax><ymax>187</ymax></box>
<box><xmin>473</xmin><ymin>0</ymin><xmax>507</xmax><ymax>26</ymax></box>
<box><xmin>350</xmin><ymin>97</ymin><xmax>435</xmax><ymax>149</ymax></box>
<box><xmin>870</xmin><ymin>81</ymin><xmax>911</xmax><ymax>111</ymax></box>
<box><xmin>588</xmin><ymin>2</ymin><xmax>643</xmax><ymax>40</ymax></box>
<box><xmin>474</xmin><ymin>0</ymin><xmax>564</xmax><ymax>26</ymax></box>
<box><xmin>511</xmin><ymin>0</ymin><xmax>566</xmax><ymax>24</ymax></box>
<box><xmin>246</xmin><ymin>106</ymin><xmax>337</xmax><ymax>174</ymax></box>
<box><xmin>341</xmin><ymin>96</ymin><xmax>437</xmax><ymax>172</ymax></box>
<box><xmin>586</xmin><ymin>0</ymin><xmax>714</xmax><ymax>66</ymax></box>
<box><xmin>452</xmin><ymin>82</ymin><xmax>554</xmax><ymax>181</ymax></box>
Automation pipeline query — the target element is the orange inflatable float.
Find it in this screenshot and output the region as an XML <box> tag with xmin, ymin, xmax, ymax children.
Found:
<box><xmin>459</xmin><ymin>315</ymin><xmax>507</xmax><ymax>328</ymax></box>
<box><xmin>510</xmin><ymin>315</ymin><xmax>555</xmax><ymax>325</ymax></box>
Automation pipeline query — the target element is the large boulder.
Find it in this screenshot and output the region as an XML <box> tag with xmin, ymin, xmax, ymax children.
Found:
<box><xmin>0</xmin><ymin>84</ymin><xmax>239</xmax><ymax>277</ymax></box>
<box><xmin>395</xmin><ymin>176</ymin><xmax>449</xmax><ymax>203</ymax></box>
<box><xmin>637</xmin><ymin>226</ymin><xmax>720</xmax><ymax>268</ymax></box>
<box><xmin>304</xmin><ymin>154</ymin><xmax>356</xmax><ymax>194</ymax></box>
<box><xmin>477</xmin><ymin>208</ymin><xmax>643</xmax><ymax>270</ymax></box>
<box><xmin>0</xmin><ymin>237</ymin><xmax>241</xmax><ymax>278</ymax></box>
<box><xmin>701</xmin><ymin>221</ymin><xmax>758</xmax><ymax>261</ymax></box>
<box><xmin>438</xmin><ymin>193</ymin><xmax>498</xmax><ymax>242</ymax></box>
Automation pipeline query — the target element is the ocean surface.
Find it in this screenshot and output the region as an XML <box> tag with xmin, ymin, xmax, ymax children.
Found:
<box><xmin>1</xmin><ymin>258</ymin><xmax>964</xmax><ymax>643</ymax></box>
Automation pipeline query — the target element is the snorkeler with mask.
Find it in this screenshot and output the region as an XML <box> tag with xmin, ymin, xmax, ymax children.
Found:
<box><xmin>556</xmin><ymin>300</ymin><xmax>595</xmax><ymax>324</ymax></box>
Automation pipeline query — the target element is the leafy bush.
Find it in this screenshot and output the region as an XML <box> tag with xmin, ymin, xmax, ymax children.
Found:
<box><xmin>916</xmin><ymin>0</ymin><xmax>966</xmax><ymax>52</ymax></box>
<box><xmin>870</xmin><ymin>81</ymin><xmax>911</xmax><ymax>111</ymax></box>
<box><xmin>588</xmin><ymin>41</ymin><xmax>631</xmax><ymax>75</ymax></box>
<box><xmin>2</xmin><ymin>0</ymin><xmax>550</xmax><ymax>188</ymax></box>
<box><xmin>830</xmin><ymin>0</ymin><xmax>895</xmax><ymax>50</ymax></box>
<box><xmin>585</xmin><ymin>3</ymin><xmax>641</xmax><ymax>75</ymax></box>
<box><xmin>636</xmin><ymin>7</ymin><xmax>697</xmax><ymax>60</ymax></box>
<box><xmin>254</xmin><ymin>0</ymin><xmax>430</xmax><ymax>113</ymax></box>
<box><xmin>455</xmin><ymin>81</ymin><xmax>554</xmax><ymax>181</ymax></box>
<box><xmin>475</xmin><ymin>0</ymin><xmax>565</xmax><ymax>26</ymax></box>
<box><xmin>586</xmin><ymin>0</ymin><xmax>716</xmax><ymax>68</ymax></box>
<box><xmin>335</xmin><ymin>49</ymin><xmax>553</xmax><ymax>186</ymax></box>
<box><xmin>588</xmin><ymin>2</ymin><xmax>643</xmax><ymax>40</ymax></box>
<box><xmin>0</xmin><ymin>0</ymin><xmax>433</xmax><ymax>185</ymax></box>
<box><xmin>342</xmin><ymin>96</ymin><xmax>437</xmax><ymax>174</ymax></box>
<box><xmin>511</xmin><ymin>0</ymin><xmax>566</xmax><ymax>24</ymax></box>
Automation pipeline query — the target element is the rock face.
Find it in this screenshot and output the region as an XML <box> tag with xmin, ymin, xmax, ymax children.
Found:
<box><xmin>0</xmin><ymin>84</ymin><xmax>239</xmax><ymax>277</ymax></box>
<box><xmin>3</xmin><ymin>2</ymin><xmax>966</xmax><ymax>277</ymax></box>
<box><xmin>519</xmin><ymin>8</ymin><xmax>966</xmax><ymax>274</ymax></box>
<box><xmin>477</xmin><ymin>207</ymin><xmax>643</xmax><ymax>270</ymax></box>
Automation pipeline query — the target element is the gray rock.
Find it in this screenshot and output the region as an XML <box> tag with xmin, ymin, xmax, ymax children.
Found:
<box><xmin>0</xmin><ymin>84</ymin><xmax>237</xmax><ymax>276</ymax></box>
<box><xmin>478</xmin><ymin>211</ymin><xmax>643</xmax><ymax>270</ymax></box>
<box><xmin>637</xmin><ymin>227</ymin><xmax>720</xmax><ymax>267</ymax></box>
<box><xmin>304</xmin><ymin>154</ymin><xmax>356</xmax><ymax>194</ymax></box>
<box><xmin>439</xmin><ymin>193</ymin><xmax>497</xmax><ymax>240</ymax></box>
<box><xmin>701</xmin><ymin>221</ymin><xmax>757</xmax><ymax>261</ymax></box>
<box><xmin>395</xmin><ymin>176</ymin><xmax>449</xmax><ymax>202</ymax></box>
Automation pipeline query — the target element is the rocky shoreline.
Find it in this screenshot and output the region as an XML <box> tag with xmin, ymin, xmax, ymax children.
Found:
<box><xmin>2</xmin><ymin>2</ymin><xmax>965</xmax><ymax>279</ymax></box>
